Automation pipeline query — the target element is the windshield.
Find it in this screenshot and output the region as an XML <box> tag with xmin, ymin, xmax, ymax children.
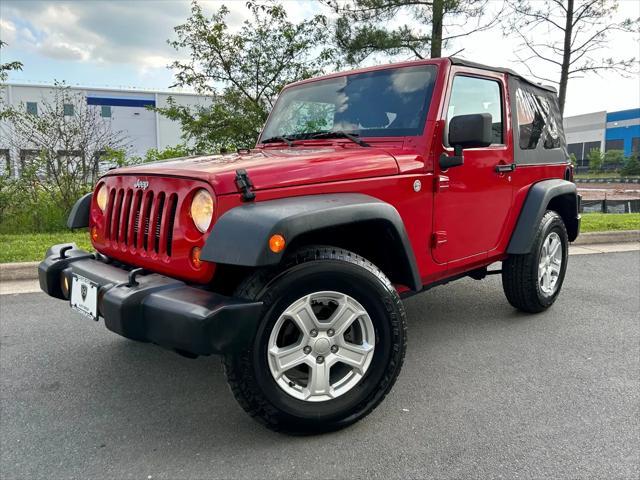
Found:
<box><xmin>261</xmin><ymin>65</ymin><xmax>437</xmax><ymax>140</ymax></box>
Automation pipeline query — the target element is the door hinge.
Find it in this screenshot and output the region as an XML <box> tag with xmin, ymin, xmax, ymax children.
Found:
<box><xmin>235</xmin><ymin>169</ymin><xmax>256</xmax><ymax>202</ymax></box>
<box><xmin>434</xmin><ymin>175</ymin><xmax>450</xmax><ymax>192</ymax></box>
<box><xmin>432</xmin><ymin>231</ymin><xmax>447</xmax><ymax>247</ymax></box>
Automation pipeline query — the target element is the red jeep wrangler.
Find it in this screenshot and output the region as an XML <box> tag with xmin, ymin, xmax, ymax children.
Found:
<box><xmin>39</xmin><ymin>57</ymin><xmax>580</xmax><ymax>434</ymax></box>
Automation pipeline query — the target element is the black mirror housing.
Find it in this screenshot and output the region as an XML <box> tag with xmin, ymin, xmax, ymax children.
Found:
<box><xmin>448</xmin><ymin>113</ymin><xmax>493</xmax><ymax>149</ymax></box>
<box><xmin>439</xmin><ymin>153</ymin><xmax>464</xmax><ymax>169</ymax></box>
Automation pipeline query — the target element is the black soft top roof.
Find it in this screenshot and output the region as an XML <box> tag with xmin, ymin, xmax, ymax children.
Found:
<box><xmin>449</xmin><ymin>57</ymin><xmax>557</xmax><ymax>94</ymax></box>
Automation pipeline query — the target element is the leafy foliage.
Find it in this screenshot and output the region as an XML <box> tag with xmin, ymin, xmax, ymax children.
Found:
<box><xmin>0</xmin><ymin>144</ymin><xmax>188</xmax><ymax>234</ymax></box>
<box><xmin>1</xmin><ymin>83</ymin><xmax>128</xmax><ymax>210</ymax></box>
<box><xmin>587</xmin><ymin>148</ymin><xmax>603</xmax><ymax>173</ymax></box>
<box><xmin>0</xmin><ymin>40</ymin><xmax>24</xmax><ymax>120</ymax></box>
<box><xmin>0</xmin><ymin>40</ymin><xmax>22</xmax><ymax>82</ymax></box>
<box><xmin>621</xmin><ymin>155</ymin><xmax>640</xmax><ymax>176</ymax></box>
<box><xmin>155</xmin><ymin>1</ymin><xmax>332</xmax><ymax>152</ymax></box>
<box><xmin>603</xmin><ymin>149</ymin><xmax>625</xmax><ymax>167</ymax></box>
<box><xmin>325</xmin><ymin>0</ymin><xmax>501</xmax><ymax>64</ymax></box>
<box><xmin>505</xmin><ymin>0</ymin><xmax>639</xmax><ymax>114</ymax></box>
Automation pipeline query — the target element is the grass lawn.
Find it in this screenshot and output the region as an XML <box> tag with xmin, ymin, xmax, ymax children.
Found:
<box><xmin>580</xmin><ymin>213</ymin><xmax>640</xmax><ymax>233</ymax></box>
<box><xmin>0</xmin><ymin>230</ymin><xmax>93</xmax><ymax>263</ymax></box>
<box><xmin>0</xmin><ymin>215</ymin><xmax>638</xmax><ymax>263</ymax></box>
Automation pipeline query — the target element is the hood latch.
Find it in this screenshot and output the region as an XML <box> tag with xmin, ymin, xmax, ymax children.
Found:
<box><xmin>235</xmin><ymin>169</ymin><xmax>256</xmax><ymax>202</ymax></box>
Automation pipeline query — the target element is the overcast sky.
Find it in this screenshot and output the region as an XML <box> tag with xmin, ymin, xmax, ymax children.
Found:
<box><xmin>1</xmin><ymin>0</ymin><xmax>638</xmax><ymax>117</ymax></box>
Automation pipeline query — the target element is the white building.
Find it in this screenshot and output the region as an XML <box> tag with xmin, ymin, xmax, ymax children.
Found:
<box><xmin>0</xmin><ymin>82</ymin><xmax>211</xmax><ymax>177</ymax></box>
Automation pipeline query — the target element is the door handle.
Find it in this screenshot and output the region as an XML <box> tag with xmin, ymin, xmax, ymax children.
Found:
<box><xmin>495</xmin><ymin>163</ymin><xmax>516</xmax><ymax>173</ymax></box>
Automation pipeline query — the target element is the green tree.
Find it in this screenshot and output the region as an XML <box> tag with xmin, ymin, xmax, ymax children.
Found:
<box><xmin>102</xmin><ymin>144</ymin><xmax>192</xmax><ymax>168</ymax></box>
<box><xmin>325</xmin><ymin>0</ymin><xmax>501</xmax><ymax>64</ymax></box>
<box><xmin>0</xmin><ymin>40</ymin><xmax>22</xmax><ymax>81</ymax></box>
<box><xmin>1</xmin><ymin>41</ymin><xmax>24</xmax><ymax>121</ymax></box>
<box><xmin>587</xmin><ymin>148</ymin><xmax>603</xmax><ymax>173</ymax></box>
<box><xmin>603</xmin><ymin>149</ymin><xmax>625</xmax><ymax>169</ymax></box>
<box><xmin>155</xmin><ymin>1</ymin><xmax>331</xmax><ymax>152</ymax></box>
<box><xmin>621</xmin><ymin>155</ymin><xmax>640</xmax><ymax>176</ymax></box>
<box><xmin>1</xmin><ymin>83</ymin><xmax>128</xmax><ymax>209</ymax></box>
<box><xmin>569</xmin><ymin>152</ymin><xmax>577</xmax><ymax>167</ymax></box>
<box><xmin>505</xmin><ymin>0</ymin><xmax>639</xmax><ymax>115</ymax></box>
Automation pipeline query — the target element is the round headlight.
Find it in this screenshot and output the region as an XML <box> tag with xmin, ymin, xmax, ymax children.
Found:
<box><xmin>190</xmin><ymin>189</ymin><xmax>214</xmax><ymax>233</ymax></box>
<box><xmin>96</xmin><ymin>184</ymin><xmax>108</xmax><ymax>212</ymax></box>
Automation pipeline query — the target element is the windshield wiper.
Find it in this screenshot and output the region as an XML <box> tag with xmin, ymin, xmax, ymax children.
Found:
<box><xmin>260</xmin><ymin>136</ymin><xmax>294</xmax><ymax>147</ymax></box>
<box><xmin>310</xmin><ymin>131</ymin><xmax>371</xmax><ymax>147</ymax></box>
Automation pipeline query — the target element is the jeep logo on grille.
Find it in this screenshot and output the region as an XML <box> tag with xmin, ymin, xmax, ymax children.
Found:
<box><xmin>134</xmin><ymin>179</ymin><xmax>149</xmax><ymax>190</ymax></box>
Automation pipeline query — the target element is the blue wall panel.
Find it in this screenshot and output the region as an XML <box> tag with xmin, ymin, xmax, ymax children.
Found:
<box><xmin>605</xmin><ymin>108</ymin><xmax>640</xmax><ymax>156</ymax></box>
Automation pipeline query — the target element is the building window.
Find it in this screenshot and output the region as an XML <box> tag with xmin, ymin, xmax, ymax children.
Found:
<box><xmin>101</xmin><ymin>105</ymin><xmax>112</xmax><ymax>118</ymax></box>
<box><xmin>567</xmin><ymin>143</ymin><xmax>583</xmax><ymax>161</ymax></box>
<box><xmin>605</xmin><ymin>139</ymin><xmax>624</xmax><ymax>151</ymax></box>
<box><xmin>26</xmin><ymin>102</ymin><xmax>38</xmax><ymax>115</ymax></box>
<box><xmin>0</xmin><ymin>150</ymin><xmax>10</xmax><ymax>177</ymax></box>
<box><xmin>632</xmin><ymin>137</ymin><xmax>639</xmax><ymax>156</ymax></box>
<box><xmin>63</xmin><ymin>103</ymin><xmax>74</xmax><ymax>116</ymax></box>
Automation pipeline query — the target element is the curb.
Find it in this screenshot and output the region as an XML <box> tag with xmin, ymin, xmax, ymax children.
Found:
<box><xmin>1</xmin><ymin>231</ymin><xmax>639</xmax><ymax>282</ymax></box>
<box><xmin>572</xmin><ymin>230</ymin><xmax>640</xmax><ymax>245</ymax></box>
<box><xmin>0</xmin><ymin>261</ymin><xmax>40</xmax><ymax>282</ymax></box>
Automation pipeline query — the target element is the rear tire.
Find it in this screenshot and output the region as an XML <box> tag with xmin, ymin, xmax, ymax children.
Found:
<box><xmin>222</xmin><ymin>246</ymin><xmax>407</xmax><ymax>434</ymax></box>
<box><xmin>502</xmin><ymin>210</ymin><xmax>569</xmax><ymax>313</ymax></box>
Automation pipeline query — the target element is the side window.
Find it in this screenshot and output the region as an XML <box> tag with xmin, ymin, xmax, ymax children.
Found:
<box><xmin>447</xmin><ymin>75</ymin><xmax>503</xmax><ymax>145</ymax></box>
<box><xmin>516</xmin><ymin>88</ymin><xmax>562</xmax><ymax>150</ymax></box>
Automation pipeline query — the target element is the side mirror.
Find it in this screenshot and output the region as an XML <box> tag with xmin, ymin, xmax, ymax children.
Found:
<box><xmin>440</xmin><ymin>113</ymin><xmax>493</xmax><ymax>170</ymax></box>
<box><xmin>448</xmin><ymin>113</ymin><xmax>493</xmax><ymax>149</ymax></box>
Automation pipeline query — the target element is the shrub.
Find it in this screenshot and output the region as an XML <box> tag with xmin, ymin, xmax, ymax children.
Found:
<box><xmin>621</xmin><ymin>155</ymin><xmax>640</xmax><ymax>176</ymax></box>
<box><xmin>587</xmin><ymin>148</ymin><xmax>603</xmax><ymax>173</ymax></box>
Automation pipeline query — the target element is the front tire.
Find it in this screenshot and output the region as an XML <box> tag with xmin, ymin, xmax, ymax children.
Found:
<box><xmin>502</xmin><ymin>210</ymin><xmax>569</xmax><ymax>313</ymax></box>
<box><xmin>222</xmin><ymin>246</ymin><xmax>407</xmax><ymax>434</ymax></box>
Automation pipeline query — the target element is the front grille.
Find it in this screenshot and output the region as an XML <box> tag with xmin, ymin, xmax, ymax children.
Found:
<box><xmin>104</xmin><ymin>187</ymin><xmax>178</xmax><ymax>257</ymax></box>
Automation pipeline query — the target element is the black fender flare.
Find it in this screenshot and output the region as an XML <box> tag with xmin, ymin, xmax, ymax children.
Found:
<box><xmin>201</xmin><ymin>193</ymin><xmax>422</xmax><ymax>291</ymax></box>
<box><xmin>67</xmin><ymin>193</ymin><xmax>92</xmax><ymax>229</ymax></box>
<box><xmin>507</xmin><ymin>179</ymin><xmax>580</xmax><ymax>254</ymax></box>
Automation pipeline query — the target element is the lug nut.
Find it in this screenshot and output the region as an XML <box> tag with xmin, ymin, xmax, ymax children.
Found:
<box><xmin>327</xmin><ymin>329</ymin><xmax>335</xmax><ymax>337</ymax></box>
<box><xmin>316</xmin><ymin>355</ymin><xmax>324</xmax><ymax>364</ymax></box>
<box><xmin>303</xmin><ymin>346</ymin><xmax>312</xmax><ymax>354</ymax></box>
<box><xmin>330</xmin><ymin>345</ymin><xmax>338</xmax><ymax>353</ymax></box>
<box><xmin>310</xmin><ymin>329</ymin><xmax>318</xmax><ymax>337</ymax></box>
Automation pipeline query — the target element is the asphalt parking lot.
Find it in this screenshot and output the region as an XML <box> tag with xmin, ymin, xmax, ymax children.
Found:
<box><xmin>1</xmin><ymin>251</ymin><xmax>638</xmax><ymax>479</ymax></box>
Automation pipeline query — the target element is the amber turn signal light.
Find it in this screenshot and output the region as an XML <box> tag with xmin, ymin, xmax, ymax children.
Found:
<box><xmin>91</xmin><ymin>226</ymin><xmax>99</xmax><ymax>242</ymax></box>
<box><xmin>190</xmin><ymin>246</ymin><xmax>203</xmax><ymax>269</ymax></box>
<box><xmin>269</xmin><ymin>234</ymin><xmax>286</xmax><ymax>253</ymax></box>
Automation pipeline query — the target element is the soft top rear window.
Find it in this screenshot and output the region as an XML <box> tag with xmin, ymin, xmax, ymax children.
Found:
<box><xmin>516</xmin><ymin>88</ymin><xmax>562</xmax><ymax>150</ymax></box>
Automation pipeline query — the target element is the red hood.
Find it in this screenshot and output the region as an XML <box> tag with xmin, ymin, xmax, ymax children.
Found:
<box><xmin>105</xmin><ymin>145</ymin><xmax>400</xmax><ymax>195</ymax></box>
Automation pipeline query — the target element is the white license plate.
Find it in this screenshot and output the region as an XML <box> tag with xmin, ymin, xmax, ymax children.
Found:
<box><xmin>70</xmin><ymin>274</ymin><xmax>99</xmax><ymax>321</ymax></box>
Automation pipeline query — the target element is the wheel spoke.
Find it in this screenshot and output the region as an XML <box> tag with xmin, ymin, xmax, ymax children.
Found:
<box><xmin>334</xmin><ymin>341</ymin><xmax>373</xmax><ymax>374</ymax></box>
<box><xmin>269</xmin><ymin>344</ymin><xmax>306</xmax><ymax>379</ymax></box>
<box><xmin>544</xmin><ymin>267</ymin><xmax>552</xmax><ymax>290</ymax></box>
<box><xmin>549</xmin><ymin>237</ymin><xmax>561</xmax><ymax>257</ymax></box>
<box><xmin>305</xmin><ymin>361</ymin><xmax>332</xmax><ymax>398</ymax></box>
<box><xmin>287</xmin><ymin>296</ymin><xmax>321</xmax><ymax>333</ymax></box>
<box><xmin>539</xmin><ymin>265</ymin><xmax>546</xmax><ymax>283</ymax></box>
<box><xmin>329</xmin><ymin>296</ymin><xmax>366</xmax><ymax>336</ymax></box>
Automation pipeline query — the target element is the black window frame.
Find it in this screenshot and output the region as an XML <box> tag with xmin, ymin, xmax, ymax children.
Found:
<box><xmin>445</xmin><ymin>74</ymin><xmax>505</xmax><ymax>147</ymax></box>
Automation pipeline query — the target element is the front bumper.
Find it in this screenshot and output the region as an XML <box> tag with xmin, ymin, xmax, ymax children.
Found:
<box><xmin>38</xmin><ymin>243</ymin><xmax>263</xmax><ymax>356</ymax></box>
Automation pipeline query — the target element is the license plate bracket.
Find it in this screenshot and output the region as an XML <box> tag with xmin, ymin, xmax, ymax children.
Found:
<box><xmin>70</xmin><ymin>274</ymin><xmax>99</xmax><ymax>321</ymax></box>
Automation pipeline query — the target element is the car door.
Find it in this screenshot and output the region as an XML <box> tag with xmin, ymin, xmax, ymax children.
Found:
<box><xmin>432</xmin><ymin>70</ymin><xmax>514</xmax><ymax>265</ymax></box>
